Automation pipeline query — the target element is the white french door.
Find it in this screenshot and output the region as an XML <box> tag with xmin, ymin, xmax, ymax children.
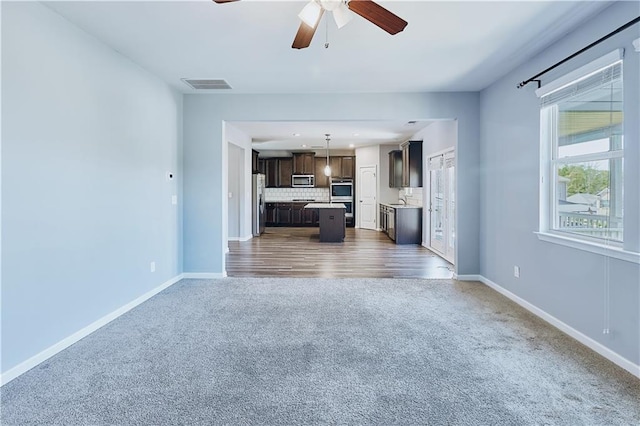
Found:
<box><xmin>428</xmin><ymin>150</ymin><xmax>455</xmax><ymax>263</ymax></box>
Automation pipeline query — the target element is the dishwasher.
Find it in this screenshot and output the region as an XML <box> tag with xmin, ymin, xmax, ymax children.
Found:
<box><xmin>387</xmin><ymin>207</ymin><xmax>396</xmax><ymax>241</ymax></box>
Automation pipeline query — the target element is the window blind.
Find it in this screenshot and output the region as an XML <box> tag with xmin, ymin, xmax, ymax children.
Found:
<box><xmin>540</xmin><ymin>62</ymin><xmax>622</xmax><ymax>107</ymax></box>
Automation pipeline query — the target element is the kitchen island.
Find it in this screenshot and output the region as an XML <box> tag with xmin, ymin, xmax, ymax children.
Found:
<box><xmin>304</xmin><ymin>203</ymin><xmax>346</xmax><ymax>242</ymax></box>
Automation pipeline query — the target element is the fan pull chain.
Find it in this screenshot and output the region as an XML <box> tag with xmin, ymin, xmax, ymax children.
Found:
<box><xmin>325</xmin><ymin>14</ymin><xmax>330</xmax><ymax>49</ymax></box>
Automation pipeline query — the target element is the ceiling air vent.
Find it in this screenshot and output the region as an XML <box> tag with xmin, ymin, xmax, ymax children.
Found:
<box><xmin>181</xmin><ymin>78</ymin><xmax>232</xmax><ymax>90</ymax></box>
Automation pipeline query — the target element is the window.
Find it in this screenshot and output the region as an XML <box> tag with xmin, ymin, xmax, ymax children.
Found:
<box><xmin>539</xmin><ymin>51</ymin><xmax>624</xmax><ymax>246</ymax></box>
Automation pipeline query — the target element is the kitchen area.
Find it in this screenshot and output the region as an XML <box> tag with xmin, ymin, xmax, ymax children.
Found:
<box><xmin>252</xmin><ymin>150</ymin><xmax>355</xmax><ymax>241</ymax></box>
<box><xmin>251</xmin><ymin>139</ymin><xmax>425</xmax><ymax>246</ymax></box>
<box><xmin>227</xmin><ymin>119</ymin><xmax>457</xmax><ymax>277</ymax></box>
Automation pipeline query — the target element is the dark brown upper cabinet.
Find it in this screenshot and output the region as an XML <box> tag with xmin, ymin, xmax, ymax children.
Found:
<box><xmin>292</xmin><ymin>152</ymin><xmax>315</xmax><ymax>175</ymax></box>
<box><xmin>389</xmin><ymin>150</ymin><xmax>402</xmax><ymax>188</ymax></box>
<box><xmin>278</xmin><ymin>158</ymin><xmax>293</xmax><ymax>187</ymax></box>
<box><xmin>315</xmin><ymin>156</ymin><xmax>330</xmax><ymax>188</ymax></box>
<box><xmin>264</xmin><ymin>157</ymin><xmax>293</xmax><ymax>188</ymax></box>
<box><xmin>328</xmin><ymin>156</ymin><xmax>355</xmax><ymax>180</ymax></box>
<box><xmin>252</xmin><ymin>150</ymin><xmax>260</xmax><ymax>174</ymax></box>
<box><xmin>401</xmin><ymin>141</ymin><xmax>423</xmax><ymax>188</ymax></box>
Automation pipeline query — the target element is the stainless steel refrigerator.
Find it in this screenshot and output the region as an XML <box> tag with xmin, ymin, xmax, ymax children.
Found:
<box><xmin>252</xmin><ymin>173</ymin><xmax>266</xmax><ymax>236</ymax></box>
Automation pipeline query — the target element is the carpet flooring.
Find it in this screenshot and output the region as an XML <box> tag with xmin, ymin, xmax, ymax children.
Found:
<box><xmin>1</xmin><ymin>278</ymin><xmax>639</xmax><ymax>425</ymax></box>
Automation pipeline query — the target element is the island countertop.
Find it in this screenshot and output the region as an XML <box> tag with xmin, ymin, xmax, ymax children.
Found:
<box><xmin>304</xmin><ymin>203</ymin><xmax>346</xmax><ymax>209</ymax></box>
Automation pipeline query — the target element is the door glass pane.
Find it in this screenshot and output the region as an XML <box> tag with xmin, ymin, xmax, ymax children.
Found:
<box><xmin>447</xmin><ymin>165</ymin><xmax>455</xmax><ymax>253</ymax></box>
<box><xmin>431</xmin><ymin>169</ymin><xmax>444</xmax><ymax>244</ymax></box>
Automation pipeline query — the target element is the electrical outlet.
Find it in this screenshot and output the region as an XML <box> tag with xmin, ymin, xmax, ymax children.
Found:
<box><xmin>514</xmin><ymin>266</ymin><xmax>520</xmax><ymax>278</ymax></box>
<box><xmin>150</xmin><ymin>261</ymin><xmax>156</xmax><ymax>273</ymax></box>
<box><xmin>171</xmin><ymin>195</ymin><xmax>177</xmax><ymax>205</ymax></box>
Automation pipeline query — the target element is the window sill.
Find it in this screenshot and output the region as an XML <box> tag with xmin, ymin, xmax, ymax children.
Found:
<box><xmin>535</xmin><ymin>232</ymin><xmax>640</xmax><ymax>264</ymax></box>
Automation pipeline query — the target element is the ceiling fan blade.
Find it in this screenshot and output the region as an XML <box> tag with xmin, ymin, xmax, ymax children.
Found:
<box><xmin>347</xmin><ymin>0</ymin><xmax>407</xmax><ymax>35</ymax></box>
<box><xmin>212</xmin><ymin>0</ymin><xmax>240</xmax><ymax>3</ymax></box>
<box><xmin>292</xmin><ymin>9</ymin><xmax>325</xmax><ymax>49</ymax></box>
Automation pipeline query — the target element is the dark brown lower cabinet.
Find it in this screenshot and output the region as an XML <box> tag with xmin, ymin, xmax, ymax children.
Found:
<box><xmin>276</xmin><ymin>203</ymin><xmax>292</xmax><ymax>225</ymax></box>
<box><xmin>292</xmin><ymin>203</ymin><xmax>317</xmax><ymax>225</ymax></box>
<box><xmin>266</xmin><ymin>202</ymin><xmax>318</xmax><ymax>227</ymax></box>
<box><xmin>292</xmin><ymin>203</ymin><xmax>303</xmax><ymax>225</ymax></box>
<box><xmin>303</xmin><ymin>208</ymin><xmax>317</xmax><ymax>225</ymax></box>
<box><xmin>265</xmin><ymin>203</ymin><xmax>277</xmax><ymax>226</ymax></box>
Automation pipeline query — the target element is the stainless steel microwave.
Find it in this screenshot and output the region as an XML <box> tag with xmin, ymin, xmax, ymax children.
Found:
<box><xmin>292</xmin><ymin>175</ymin><xmax>315</xmax><ymax>188</ymax></box>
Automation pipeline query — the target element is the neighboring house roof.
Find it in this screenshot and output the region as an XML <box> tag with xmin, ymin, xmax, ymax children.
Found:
<box><xmin>557</xmin><ymin>200</ymin><xmax>592</xmax><ymax>213</ymax></box>
<box><xmin>567</xmin><ymin>193</ymin><xmax>598</xmax><ymax>205</ymax></box>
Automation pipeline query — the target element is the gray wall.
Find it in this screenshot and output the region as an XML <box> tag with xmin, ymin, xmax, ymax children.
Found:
<box><xmin>479</xmin><ymin>1</ymin><xmax>640</xmax><ymax>364</ymax></box>
<box><xmin>224</xmin><ymin>123</ymin><xmax>253</xmax><ymax>242</ymax></box>
<box><xmin>378</xmin><ymin>144</ymin><xmax>402</xmax><ymax>205</ymax></box>
<box><xmin>183</xmin><ymin>93</ymin><xmax>481</xmax><ymax>276</ymax></box>
<box><xmin>413</xmin><ymin>121</ymin><xmax>457</xmax><ymax>246</ymax></box>
<box><xmin>227</xmin><ymin>143</ymin><xmax>243</xmax><ymax>239</ymax></box>
<box><xmin>354</xmin><ymin>145</ymin><xmax>379</xmax><ymax>229</ymax></box>
<box><xmin>1</xmin><ymin>3</ymin><xmax>183</xmax><ymax>373</ymax></box>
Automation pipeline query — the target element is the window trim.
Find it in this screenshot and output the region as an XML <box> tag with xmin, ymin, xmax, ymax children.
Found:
<box><xmin>535</xmin><ymin>231</ymin><xmax>639</xmax><ymax>264</ymax></box>
<box><xmin>538</xmin><ymin>49</ymin><xmax>632</xmax><ymax>258</ymax></box>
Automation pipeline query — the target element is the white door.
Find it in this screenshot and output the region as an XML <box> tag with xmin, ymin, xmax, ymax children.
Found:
<box><xmin>358</xmin><ymin>166</ymin><xmax>377</xmax><ymax>230</ymax></box>
<box><xmin>428</xmin><ymin>150</ymin><xmax>455</xmax><ymax>263</ymax></box>
<box><xmin>429</xmin><ymin>156</ymin><xmax>445</xmax><ymax>254</ymax></box>
<box><xmin>444</xmin><ymin>152</ymin><xmax>455</xmax><ymax>262</ymax></box>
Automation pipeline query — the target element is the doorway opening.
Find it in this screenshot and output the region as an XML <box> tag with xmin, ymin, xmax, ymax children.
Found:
<box><xmin>427</xmin><ymin>149</ymin><xmax>455</xmax><ymax>264</ymax></box>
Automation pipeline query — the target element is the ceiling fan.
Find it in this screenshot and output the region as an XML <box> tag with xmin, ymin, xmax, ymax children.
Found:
<box><xmin>213</xmin><ymin>0</ymin><xmax>408</xmax><ymax>49</ymax></box>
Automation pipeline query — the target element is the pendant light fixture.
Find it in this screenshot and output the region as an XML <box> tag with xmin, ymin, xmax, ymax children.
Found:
<box><xmin>324</xmin><ymin>133</ymin><xmax>332</xmax><ymax>177</ymax></box>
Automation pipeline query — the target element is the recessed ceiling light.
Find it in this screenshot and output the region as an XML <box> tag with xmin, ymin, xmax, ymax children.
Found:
<box><xmin>302</xmin><ymin>144</ymin><xmax>308</xmax><ymax>148</ymax></box>
<box><xmin>349</xmin><ymin>144</ymin><xmax>355</xmax><ymax>148</ymax></box>
<box><xmin>353</xmin><ymin>132</ymin><xmax>360</xmax><ymax>136</ymax></box>
<box><xmin>293</xmin><ymin>133</ymin><xmax>301</xmax><ymax>137</ymax></box>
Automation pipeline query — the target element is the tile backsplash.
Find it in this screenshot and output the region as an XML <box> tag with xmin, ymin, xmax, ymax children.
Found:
<box><xmin>265</xmin><ymin>188</ymin><xmax>330</xmax><ymax>202</ymax></box>
<box><xmin>400</xmin><ymin>188</ymin><xmax>423</xmax><ymax>206</ymax></box>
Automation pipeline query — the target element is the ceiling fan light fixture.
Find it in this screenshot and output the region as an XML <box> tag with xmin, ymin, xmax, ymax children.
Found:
<box><xmin>332</xmin><ymin>3</ymin><xmax>353</xmax><ymax>29</ymax></box>
<box><xmin>298</xmin><ymin>1</ymin><xmax>323</xmax><ymax>28</ymax></box>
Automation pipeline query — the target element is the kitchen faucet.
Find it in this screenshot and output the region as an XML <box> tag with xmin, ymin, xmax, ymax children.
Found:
<box><xmin>399</xmin><ymin>195</ymin><xmax>407</xmax><ymax>205</ymax></box>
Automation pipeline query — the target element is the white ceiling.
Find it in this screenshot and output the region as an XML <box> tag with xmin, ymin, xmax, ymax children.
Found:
<box><xmin>43</xmin><ymin>0</ymin><xmax>611</xmax><ymax>149</ymax></box>
<box><xmin>230</xmin><ymin>119</ymin><xmax>434</xmax><ymax>150</ymax></box>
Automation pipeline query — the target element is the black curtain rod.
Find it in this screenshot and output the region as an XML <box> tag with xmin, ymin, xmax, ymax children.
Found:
<box><xmin>517</xmin><ymin>16</ymin><xmax>640</xmax><ymax>89</ymax></box>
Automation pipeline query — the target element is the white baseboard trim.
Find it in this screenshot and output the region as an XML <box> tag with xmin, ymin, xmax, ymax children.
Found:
<box><xmin>182</xmin><ymin>272</ymin><xmax>227</xmax><ymax>279</ymax></box>
<box><xmin>454</xmin><ymin>274</ymin><xmax>483</xmax><ymax>281</ymax></box>
<box><xmin>477</xmin><ymin>275</ymin><xmax>640</xmax><ymax>379</ymax></box>
<box><xmin>0</xmin><ymin>273</ymin><xmax>184</xmax><ymax>387</ymax></box>
<box><xmin>228</xmin><ymin>235</ymin><xmax>253</xmax><ymax>242</ymax></box>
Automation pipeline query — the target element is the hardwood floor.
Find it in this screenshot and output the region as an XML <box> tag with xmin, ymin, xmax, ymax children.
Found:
<box><xmin>226</xmin><ymin>227</ymin><xmax>454</xmax><ymax>278</ymax></box>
